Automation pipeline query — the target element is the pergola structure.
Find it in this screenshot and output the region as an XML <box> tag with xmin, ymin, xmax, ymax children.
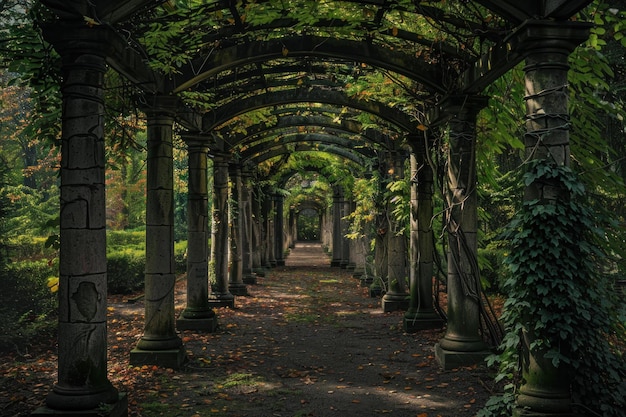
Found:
<box><xmin>35</xmin><ymin>1</ymin><xmax>594</xmax><ymax>416</ymax></box>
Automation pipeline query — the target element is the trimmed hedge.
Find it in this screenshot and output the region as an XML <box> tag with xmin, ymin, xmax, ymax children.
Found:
<box><xmin>0</xmin><ymin>259</ymin><xmax>58</xmax><ymax>350</ymax></box>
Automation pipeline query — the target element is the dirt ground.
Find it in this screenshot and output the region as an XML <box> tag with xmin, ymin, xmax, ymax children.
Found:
<box><xmin>1</xmin><ymin>242</ymin><xmax>496</xmax><ymax>417</ymax></box>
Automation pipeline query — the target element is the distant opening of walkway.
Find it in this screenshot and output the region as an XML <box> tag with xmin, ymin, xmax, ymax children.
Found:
<box><xmin>284</xmin><ymin>241</ymin><xmax>330</xmax><ymax>268</ymax></box>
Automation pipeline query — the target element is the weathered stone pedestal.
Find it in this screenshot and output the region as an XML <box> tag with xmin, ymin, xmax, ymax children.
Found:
<box><xmin>434</xmin><ymin>342</ymin><xmax>489</xmax><ymax>370</ymax></box>
<box><xmin>130</xmin><ymin>346</ymin><xmax>187</xmax><ymax>370</ymax></box>
<box><xmin>243</xmin><ymin>273</ymin><xmax>257</xmax><ymax>284</ymax></box>
<box><xmin>403</xmin><ymin>311</ymin><xmax>444</xmax><ymax>332</ymax></box>
<box><xmin>228</xmin><ymin>282</ymin><xmax>248</xmax><ymax>296</ymax></box>
<box><xmin>176</xmin><ymin>310</ymin><xmax>218</xmax><ymax>332</ymax></box>
<box><xmin>32</xmin><ymin>393</ymin><xmax>128</xmax><ymax>417</ymax></box>
<box><xmin>381</xmin><ymin>292</ymin><xmax>409</xmax><ymax>312</ymax></box>
<box><xmin>360</xmin><ymin>275</ymin><xmax>373</xmax><ymax>287</ymax></box>
<box><xmin>208</xmin><ymin>292</ymin><xmax>235</xmax><ymax>308</ymax></box>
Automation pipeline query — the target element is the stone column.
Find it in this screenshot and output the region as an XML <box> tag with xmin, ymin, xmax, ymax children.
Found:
<box><xmin>382</xmin><ymin>153</ymin><xmax>409</xmax><ymax>312</ymax></box>
<box><xmin>330</xmin><ymin>188</ymin><xmax>343</xmax><ymax>267</ymax></box>
<box><xmin>514</xmin><ymin>21</ymin><xmax>591</xmax><ymax>417</ymax></box>
<box><xmin>37</xmin><ymin>24</ymin><xmax>126</xmax><ymax>416</ymax></box>
<box><xmin>177</xmin><ymin>136</ymin><xmax>217</xmax><ymax>332</ymax></box>
<box><xmin>130</xmin><ymin>95</ymin><xmax>185</xmax><ymax>369</ymax></box>
<box><xmin>371</xmin><ymin>163</ymin><xmax>388</xmax><ymax>297</ymax></box>
<box><xmin>261</xmin><ymin>188</ymin><xmax>272</xmax><ymax>270</ymax></box>
<box><xmin>251</xmin><ymin>184</ymin><xmax>265</xmax><ymax>277</ymax></box>
<box><xmin>274</xmin><ymin>194</ymin><xmax>285</xmax><ymax>266</ymax></box>
<box><xmin>228</xmin><ymin>163</ymin><xmax>247</xmax><ymax>295</ymax></box>
<box><xmin>265</xmin><ymin>192</ymin><xmax>276</xmax><ymax>268</ymax></box>
<box><xmin>242</xmin><ymin>167</ymin><xmax>257</xmax><ymax>284</ymax></box>
<box><xmin>404</xmin><ymin>136</ymin><xmax>444</xmax><ymax>332</ymax></box>
<box><xmin>208</xmin><ymin>153</ymin><xmax>235</xmax><ymax>308</ymax></box>
<box><xmin>435</xmin><ymin>95</ymin><xmax>489</xmax><ymax>370</ymax></box>
<box><xmin>340</xmin><ymin>199</ymin><xmax>351</xmax><ymax>269</ymax></box>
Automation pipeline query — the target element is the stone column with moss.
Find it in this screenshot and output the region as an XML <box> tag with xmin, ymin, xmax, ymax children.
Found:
<box><xmin>382</xmin><ymin>152</ymin><xmax>409</xmax><ymax>312</ymax></box>
<box><xmin>177</xmin><ymin>135</ymin><xmax>217</xmax><ymax>331</ymax></box>
<box><xmin>274</xmin><ymin>194</ymin><xmax>286</xmax><ymax>266</ymax></box>
<box><xmin>330</xmin><ymin>188</ymin><xmax>344</xmax><ymax>267</ymax></box>
<box><xmin>131</xmin><ymin>96</ymin><xmax>185</xmax><ymax>369</ymax></box>
<box><xmin>209</xmin><ymin>152</ymin><xmax>235</xmax><ymax>308</ymax></box>
<box><xmin>513</xmin><ymin>20</ymin><xmax>591</xmax><ymax>417</ymax></box>
<box><xmin>435</xmin><ymin>95</ymin><xmax>490</xmax><ymax>370</ymax></box>
<box><xmin>242</xmin><ymin>167</ymin><xmax>257</xmax><ymax>284</ymax></box>
<box><xmin>341</xmin><ymin>199</ymin><xmax>352</xmax><ymax>269</ymax></box>
<box><xmin>228</xmin><ymin>163</ymin><xmax>247</xmax><ymax>295</ymax></box>
<box><xmin>36</xmin><ymin>24</ymin><xmax>126</xmax><ymax>417</ymax></box>
<box><xmin>404</xmin><ymin>135</ymin><xmax>445</xmax><ymax>332</ymax></box>
<box><xmin>251</xmin><ymin>183</ymin><xmax>265</xmax><ymax>277</ymax></box>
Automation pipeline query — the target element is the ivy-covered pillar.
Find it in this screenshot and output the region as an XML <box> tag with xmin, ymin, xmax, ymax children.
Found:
<box><xmin>274</xmin><ymin>193</ymin><xmax>285</xmax><ymax>266</ymax></box>
<box><xmin>208</xmin><ymin>152</ymin><xmax>235</xmax><ymax>308</ymax></box>
<box><xmin>371</xmin><ymin>161</ymin><xmax>388</xmax><ymax>297</ymax></box>
<box><xmin>513</xmin><ymin>21</ymin><xmax>591</xmax><ymax>417</ymax></box>
<box><xmin>435</xmin><ymin>94</ymin><xmax>489</xmax><ymax>370</ymax></box>
<box><xmin>131</xmin><ymin>95</ymin><xmax>185</xmax><ymax>369</ymax></box>
<box><xmin>251</xmin><ymin>183</ymin><xmax>265</xmax><ymax>277</ymax></box>
<box><xmin>331</xmin><ymin>187</ymin><xmax>344</xmax><ymax>267</ymax></box>
<box><xmin>36</xmin><ymin>24</ymin><xmax>126</xmax><ymax>416</ymax></box>
<box><xmin>382</xmin><ymin>152</ymin><xmax>409</xmax><ymax>312</ymax></box>
<box><xmin>228</xmin><ymin>163</ymin><xmax>247</xmax><ymax>295</ymax></box>
<box><xmin>404</xmin><ymin>135</ymin><xmax>444</xmax><ymax>332</ymax></box>
<box><xmin>176</xmin><ymin>135</ymin><xmax>217</xmax><ymax>332</ymax></box>
<box><xmin>267</xmin><ymin>193</ymin><xmax>277</xmax><ymax>267</ymax></box>
<box><xmin>340</xmin><ymin>198</ymin><xmax>351</xmax><ymax>269</ymax></box>
<box><xmin>241</xmin><ymin>167</ymin><xmax>257</xmax><ymax>284</ymax></box>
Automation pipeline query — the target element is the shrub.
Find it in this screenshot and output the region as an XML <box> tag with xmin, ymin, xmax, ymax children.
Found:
<box><xmin>107</xmin><ymin>229</ymin><xmax>145</xmax><ymax>249</ymax></box>
<box><xmin>107</xmin><ymin>248</ymin><xmax>145</xmax><ymax>294</ymax></box>
<box><xmin>0</xmin><ymin>259</ymin><xmax>58</xmax><ymax>351</ymax></box>
<box><xmin>174</xmin><ymin>240</ymin><xmax>188</xmax><ymax>274</ymax></box>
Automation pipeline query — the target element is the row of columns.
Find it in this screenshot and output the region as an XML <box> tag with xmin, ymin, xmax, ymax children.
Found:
<box><xmin>39</xmin><ymin>19</ymin><xmax>590</xmax><ymax>417</ymax></box>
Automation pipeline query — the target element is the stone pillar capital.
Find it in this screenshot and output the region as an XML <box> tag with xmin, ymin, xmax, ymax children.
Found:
<box><xmin>181</xmin><ymin>132</ymin><xmax>210</xmax><ymax>151</ymax></box>
<box><xmin>440</xmin><ymin>94</ymin><xmax>489</xmax><ymax>121</ymax></box>
<box><xmin>142</xmin><ymin>95</ymin><xmax>180</xmax><ymax>119</ymax></box>
<box><xmin>43</xmin><ymin>23</ymin><xmax>111</xmax><ymax>64</ymax></box>
<box><xmin>516</xmin><ymin>20</ymin><xmax>593</xmax><ymax>57</ymax></box>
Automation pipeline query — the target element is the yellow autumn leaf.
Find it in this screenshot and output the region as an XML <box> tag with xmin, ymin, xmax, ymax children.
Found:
<box><xmin>47</xmin><ymin>276</ymin><xmax>59</xmax><ymax>293</ymax></box>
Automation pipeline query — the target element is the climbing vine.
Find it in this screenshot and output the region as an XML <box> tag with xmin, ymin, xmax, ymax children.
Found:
<box><xmin>479</xmin><ymin>160</ymin><xmax>626</xmax><ymax>417</ymax></box>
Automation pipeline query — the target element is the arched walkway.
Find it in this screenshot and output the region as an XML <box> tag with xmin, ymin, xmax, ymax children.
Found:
<box><xmin>105</xmin><ymin>252</ymin><xmax>488</xmax><ymax>417</ymax></box>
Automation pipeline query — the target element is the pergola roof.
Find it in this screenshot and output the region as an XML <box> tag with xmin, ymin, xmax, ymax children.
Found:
<box><xmin>42</xmin><ymin>0</ymin><xmax>594</xmax><ymax>180</ymax></box>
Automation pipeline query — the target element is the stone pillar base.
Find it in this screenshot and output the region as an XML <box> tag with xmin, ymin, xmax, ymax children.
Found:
<box><xmin>346</xmin><ymin>262</ymin><xmax>356</xmax><ymax>271</ymax></box>
<box><xmin>369</xmin><ymin>286</ymin><xmax>383</xmax><ymax>298</ymax></box>
<box><xmin>228</xmin><ymin>283</ymin><xmax>248</xmax><ymax>296</ymax></box>
<box><xmin>208</xmin><ymin>293</ymin><xmax>235</xmax><ymax>308</ymax></box>
<box><xmin>254</xmin><ymin>268</ymin><xmax>266</xmax><ymax>277</ymax></box>
<box><xmin>243</xmin><ymin>273</ymin><xmax>257</xmax><ymax>284</ymax></box>
<box><xmin>352</xmin><ymin>268</ymin><xmax>364</xmax><ymax>279</ymax></box>
<box><xmin>434</xmin><ymin>343</ymin><xmax>489</xmax><ymax>370</ymax></box>
<box><xmin>360</xmin><ymin>276</ymin><xmax>373</xmax><ymax>287</ymax></box>
<box><xmin>32</xmin><ymin>393</ymin><xmax>128</xmax><ymax>417</ymax></box>
<box><xmin>275</xmin><ymin>260</ymin><xmax>285</xmax><ymax>266</ymax></box>
<box><xmin>130</xmin><ymin>346</ymin><xmax>187</xmax><ymax>370</ymax></box>
<box><xmin>513</xmin><ymin>387</ymin><xmax>573</xmax><ymax>417</ymax></box>
<box><xmin>330</xmin><ymin>259</ymin><xmax>342</xmax><ymax>267</ymax></box>
<box><xmin>403</xmin><ymin>314</ymin><xmax>445</xmax><ymax>332</ymax></box>
<box><xmin>382</xmin><ymin>294</ymin><xmax>409</xmax><ymax>312</ymax></box>
<box><xmin>176</xmin><ymin>314</ymin><xmax>218</xmax><ymax>332</ymax></box>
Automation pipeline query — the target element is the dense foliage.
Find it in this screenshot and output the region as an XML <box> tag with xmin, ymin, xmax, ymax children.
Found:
<box><xmin>479</xmin><ymin>161</ymin><xmax>626</xmax><ymax>417</ymax></box>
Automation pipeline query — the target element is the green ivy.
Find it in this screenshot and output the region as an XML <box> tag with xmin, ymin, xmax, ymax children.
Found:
<box><xmin>479</xmin><ymin>160</ymin><xmax>626</xmax><ymax>417</ymax></box>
